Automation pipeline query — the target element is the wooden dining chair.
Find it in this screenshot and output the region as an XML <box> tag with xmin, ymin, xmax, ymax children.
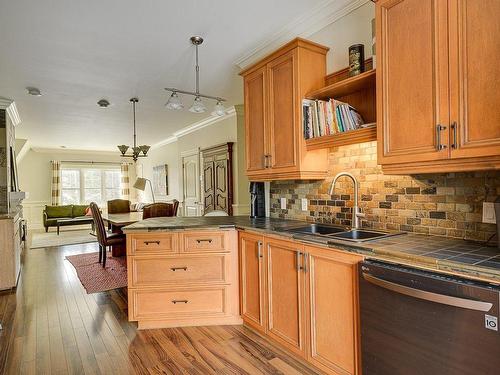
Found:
<box><xmin>90</xmin><ymin>202</ymin><xmax>126</xmax><ymax>268</ymax></box>
<box><xmin>142</xmin><ymin>200</ymin><xmax>179</xmax><ymax>219</ymax></box>
<box><xmin>107</xmin><ymin>199</ymin><xmax>131</xmax><ymax>214</ymax></box>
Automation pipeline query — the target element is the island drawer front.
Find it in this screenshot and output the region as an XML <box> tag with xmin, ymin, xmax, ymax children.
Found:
<box><xmin>129</xmin><ymin>255</ymin><xmax>228</xmax><ymax>287</ymax></box>
<box><xmin>130</xmin><ymin>287</ymin><xmax>228</xmax><ymax>320</ymax></box>
<box><xmin>128</xmin><ymin>233</ymin><xmax>178</xmax><ymax>255</ymax></box>
<box><xmin>182</xmin><ymin>231</ymin><xmax>227</xmax><ymax>253</ymax></box>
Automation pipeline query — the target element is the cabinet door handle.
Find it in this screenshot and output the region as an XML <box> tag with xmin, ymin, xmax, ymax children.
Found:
<box><xmin>143</xmin><ymin>240</ymin><xmax>160</xmax><ymax>245</ymax></box>
<box><xmin>302</xmin><ymin>253</ymin><xmax>308</xmax><ymax>273</ymax></box>
<box><xmin>257</xmin><ymin>241</ymin><xmax>263</xmax><ymax>258</ymax></box>
<box><xmin>170</xmin><ymin>266</ymin><xmax>188</xmax><ymax>271</ymax></box>
<box><xmin>196</xmin><ymin>239</ymin><xmax>213</xmax><ymax>244</ymax></box>
<box><xmin>296</xmin><ymin>251</ymin><xmax>303</xmax><ymax>271</ymax></box>
<box><xmin>171</xmin><ymin>300</ymin><xmax>188</xmax><ymax>304</ymax></box>
<box><xmin>436</xmin><ymin>124</ymin><xmax>447</xmax><ymax>151</ymax></box>
<box><xmin>451</xmin><ymin>122</ymin><xmax>458</xmax><ymax>149</ymax></box>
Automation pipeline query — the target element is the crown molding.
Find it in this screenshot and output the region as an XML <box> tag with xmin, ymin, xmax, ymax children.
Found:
<box><xmin>151</xmin><ymin>106</ymin><xmax>237</xmax><ymax>150</ymax></box>
<box><xmin>30</xmin><ymin>147</ymin><xmax>120</xmax><ymax>156</ymax></box>
<box><xmin>235</xmin><ymin>0</ymin><xmax>370</xmax><ymax>70</ymax></box>
<box><xmin>0</xmin><ymin>97</ymin><xmax>21</xmax><ymax>126</ymax></box>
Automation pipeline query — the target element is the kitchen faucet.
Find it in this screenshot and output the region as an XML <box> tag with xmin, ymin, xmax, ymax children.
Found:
<box><xmin>329</xmin><ymin>172</ymin><xmax>365</xmax><ymax>230</ymax></box>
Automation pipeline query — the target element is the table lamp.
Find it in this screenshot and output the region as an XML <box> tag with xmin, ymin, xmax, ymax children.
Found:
<box><xmin>133</xmin><ymin>177</ymin><xmax>155</xmax><ymax>203</ymax></box>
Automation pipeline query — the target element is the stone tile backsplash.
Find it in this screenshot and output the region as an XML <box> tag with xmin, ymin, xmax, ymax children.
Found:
<box><xmin>270</xmin><ymin>141</ymin><xmax>499</xmax><ymax>242</ymax></box>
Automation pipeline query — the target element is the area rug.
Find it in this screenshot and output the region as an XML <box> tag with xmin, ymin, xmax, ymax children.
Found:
<box><xmin>31</xmin><ymin>229</ymin><xmax>97</xmax><ymax>249</ymax></box>
<box><xmin>65</xmin><ymin>252</ymin><xmax>127</xmax><ymax>293</ymax></box>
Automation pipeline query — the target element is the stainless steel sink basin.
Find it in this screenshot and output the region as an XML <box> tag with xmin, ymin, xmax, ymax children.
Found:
<box><xmin>286</xmin><ymin>223</ymin><xmax>346</xmax><ymax>235</ymax></box>
<box><xmin>327</xmin><ymin>229</ymin><xmax>404</xmax><ymax>242</ymax></box>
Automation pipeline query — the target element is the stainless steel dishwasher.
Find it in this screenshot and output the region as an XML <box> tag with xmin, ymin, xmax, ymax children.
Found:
<box><xmin>359</xmin><ymin>260</ymin><xmax>500</xmax><ymax>375</ymax></box>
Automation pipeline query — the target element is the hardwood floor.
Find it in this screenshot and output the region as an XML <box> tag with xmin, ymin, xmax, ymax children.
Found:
<box><xmin>0</xmin><ymin>240</ymin><xmax>319</xmax><ymax>374</ymax></box>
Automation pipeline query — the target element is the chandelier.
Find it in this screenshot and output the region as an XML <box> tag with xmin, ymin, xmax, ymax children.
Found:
<box><xmin>164</xmin><ymin>36</ymin><xmax>227</xmax><ymax>116</ymax></box>
<box><xmin>117</xmin><ymin>98</ymin><xmax>150</xmax><ymax>162</ymax></box>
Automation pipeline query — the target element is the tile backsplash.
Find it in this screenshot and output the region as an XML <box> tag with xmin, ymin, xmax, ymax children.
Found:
<box><xmin>270</xmin><ymin>141</ymin><xmax>499</xmax><ymax>243</ymax></box>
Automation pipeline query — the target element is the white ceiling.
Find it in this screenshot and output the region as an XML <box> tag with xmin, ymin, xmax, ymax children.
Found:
<box><xmin>0</xmin><ymin>0</ymin><xmax>349</xmax><ymax>151</ymax></box>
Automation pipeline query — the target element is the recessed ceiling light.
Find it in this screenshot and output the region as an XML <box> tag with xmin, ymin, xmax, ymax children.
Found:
<box><xmin>26</xmin><ymin>87</ymin><xmax>42</xmax><ymax>96</ymax></box>
<box><xmin>97</xmin><ymin>99</ymin><xmax>110</xmax><ymax>108</ymax></box>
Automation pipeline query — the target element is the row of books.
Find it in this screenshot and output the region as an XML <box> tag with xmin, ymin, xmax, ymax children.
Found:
<box><xmin>302</xmin><ymin>99</ymin><xmax>368</xmax><ymax>139</ymax></box>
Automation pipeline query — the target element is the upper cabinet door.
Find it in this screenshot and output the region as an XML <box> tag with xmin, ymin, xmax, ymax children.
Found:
<box><xmin>377</xmin><ymin>0</ymin><xmax>450</xmax><ymax>165</ymax></box>
<box><xmin>267</xmin><ymin>51</ymin><xmax>298</xmax><ymax>171</ymax></box>
<box><xmin>244</xmin><ymin>66</ymin><xmax>267</xmax><ymax>173</ymax></box>
<box><xmin>448</xmin><ymin>0</ymin><xmax>500</xmax><ymax>159</ymax></box>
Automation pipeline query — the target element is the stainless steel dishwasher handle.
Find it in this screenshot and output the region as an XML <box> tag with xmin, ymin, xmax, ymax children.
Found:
<box><xmin>362</xmin><ymin>273</ymin><xmax>493</xmax><ymax>312</ymax></box>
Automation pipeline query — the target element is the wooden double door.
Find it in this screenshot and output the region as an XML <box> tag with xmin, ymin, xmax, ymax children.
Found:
<box><xmin>377</xmin><ymin>0</ymin><xmax>500</xmax><ymax>173</ymax></box>
<box><xmin>201</xmin><ymin>143</ymin><xmax>233</xmax><ymax>215</ymax></box>
<box><xmin>239</xmin><ymin>232</ymin><xmax>362</xmax><ymax>375</ymax></box>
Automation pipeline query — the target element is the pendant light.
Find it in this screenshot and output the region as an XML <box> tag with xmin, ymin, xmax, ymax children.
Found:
<box><xmin>117</xmin><ymin>98</ymin><xmax>150</xmax><ymax>162</ymax></box>
<box><xmin>165</xmin><ymin>36</ymin><xmax>227</xmax><ymax>116</ymax></box>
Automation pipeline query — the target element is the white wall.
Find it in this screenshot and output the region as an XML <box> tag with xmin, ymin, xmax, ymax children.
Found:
<box><xmin>18</xmin><ymin>148</ymin><xmax>136</xmax><ymax>229</ymax></box>
<box><xmin>309</xmin><ymin>2</ymin><xmax>375</xmax><ymax>73</ymax></box>
<box><xmin>137</xmin><ymin>110</ymin><xmax>250</xmax><ymax>215</ymax></box>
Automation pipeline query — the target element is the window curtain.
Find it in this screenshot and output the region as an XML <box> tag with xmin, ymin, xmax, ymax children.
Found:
<box><xmin>120</xmin><ymin>163</ymin><xmax>130</xmax><ymax>200</ymax></box>
<box><xmin>50</xmin><ymin>160</ymin><xmax>61</xmax><ymax>205</ymax></box>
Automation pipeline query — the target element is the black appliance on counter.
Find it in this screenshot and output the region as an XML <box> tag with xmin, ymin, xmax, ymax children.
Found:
<box><xmin>249</xmin><ymin>182</ymin><xmax>265</xmax><ymax>218</ymax></box>
<box><xmin>359</xmin><ymin>260</ymin><xmax>499</xmax><ymax>375</ymax></box>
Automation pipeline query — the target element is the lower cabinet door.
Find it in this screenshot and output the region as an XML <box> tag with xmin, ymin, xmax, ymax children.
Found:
<box><xmin>305</xmin><ymin>246</ymin><xmax>362</xmax><ymax>375</ymax></box>
<box><xmin>265</xmin><ymin>237</ymin><xmax>306</xmax><ymax>356</ymax></box>
<box><xmin>239</xmin><ymin>232</ymin><xmax>266</xmax><ymax>332</ymax></box>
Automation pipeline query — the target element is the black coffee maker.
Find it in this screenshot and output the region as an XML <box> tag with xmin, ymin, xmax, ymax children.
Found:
<box><xmin>250</xmin><ymin>182</ymin><xmax>265</xmax><ymax>218</ymax></box>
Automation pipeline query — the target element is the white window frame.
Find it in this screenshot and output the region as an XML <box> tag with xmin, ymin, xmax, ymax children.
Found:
<box><xmin>60</xmin><ymin>164</ymin><xmax>122</xmax><ymax>206</ymax></box>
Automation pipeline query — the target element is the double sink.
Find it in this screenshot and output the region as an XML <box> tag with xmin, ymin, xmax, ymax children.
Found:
<box><xmin>283</xmin><ymin>223</ymin><xmax>404</xmax><ymax>243</ymax></box>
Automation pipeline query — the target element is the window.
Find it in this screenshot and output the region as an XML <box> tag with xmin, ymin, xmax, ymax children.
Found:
<box><xmin>61</xmin><ymin>166</ymin><xmax>122</xmax><ymax>205</ymax></box>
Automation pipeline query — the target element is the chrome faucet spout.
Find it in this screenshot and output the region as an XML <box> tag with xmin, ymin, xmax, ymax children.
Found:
<box><xmin>328</xmin><ymin>172</ymin><xmax>364</xmax><ymax>229</ymax></box>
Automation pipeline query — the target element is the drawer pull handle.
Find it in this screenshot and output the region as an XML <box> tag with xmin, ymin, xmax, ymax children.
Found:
<box><xmin>196</xmin><ymin>239</ymin><xmax>213</xmax><ymax>244</ymax></box>
<box><xmin>171</xmin><ymin>299</ymin><xmax>188</xmax><ymax>304</ymax></box>
<box><xmin>170</xmin><ymin>266</ymin><xmax>188</xmax><ymax>271</ymax></box>
<box><xmin>143</xmin><ymin>240</ymin><xmax>160</xmax><ymax>245</ymax></box>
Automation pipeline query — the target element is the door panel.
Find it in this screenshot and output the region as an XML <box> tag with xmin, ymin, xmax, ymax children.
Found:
<box><xmin>268</xmin><ymin>51</ymin><xmax>297</xmax><ymax>170</ymax></box>
<box><xmin>244</xmin><ymin>67</ymin><xmax>267</xmax><ymax>173</ymax></box>
<box><xmin>306</xmin><ymin>247</ymin><xmax>361</xmax><ymax>375</ymax></box>
<box><xmin>377</xmin><ymin>0</ymin><xmax>450</xmax><ymax>164</ymax></box>
<box><xmin>449</xmin><ymin>0</ymin><xmax>500</xmax><ymax>158</ymax></box>
<box><xmin>182</xmin><ymin>152</ymin><xmax>201</xmax><ymax>217</ymax></box>
<box><xmin>266</xmin><ymin>237</ymin><xmax>305</xmax><ymax>356</ymax></box>
<box><xmin>239</xmin><ymin>232</ymin><xmax>266</xmax><ymax>332</ymax></box>
<box><xmin>215</xmin><ymin>160</ymin><xmax>228</xmax><ymax>212</ymax></box>
<box><xmin>203</xmin><ymin>161</ymin><xmax>214</xmax><ymax>214</ymax></box>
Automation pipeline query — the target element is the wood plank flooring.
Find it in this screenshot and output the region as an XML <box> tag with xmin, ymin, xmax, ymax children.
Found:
<box><xmin>0</xmin><ymin>240</ymin><xmax>319</xmax><ymax>374</ymax></box>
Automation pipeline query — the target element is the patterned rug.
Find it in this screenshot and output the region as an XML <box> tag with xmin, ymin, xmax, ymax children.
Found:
<box><xmin>65</xmin><ymin>252</ymin><xmax>128</xmax><ymax>294</ymax></box>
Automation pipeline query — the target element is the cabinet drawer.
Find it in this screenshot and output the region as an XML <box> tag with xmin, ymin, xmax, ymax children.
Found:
<box><xmin>130</xmin><ymin>287</ymin><xmax>228</xmax><ymax>320</ymax></box>
<box><xmin>128</xmin><ymin>233</ymin><xmax>178</xmax><ymax>255</ymax></box>
<box><xmin>129</xmin><ymin>255</ymin><xmax>228</xmax><ymax>287</ymax></box>
<box><xmin>182</xmin><ymin>231</ymin><xmax>227</xmax><ymax>253</ymax></box>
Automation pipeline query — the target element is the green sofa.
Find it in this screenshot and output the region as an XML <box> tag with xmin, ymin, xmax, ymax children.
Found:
<box><xmin>43</xmin><ymin>205</ymin><xmax>94</xmax><ymax>234</ymax></box>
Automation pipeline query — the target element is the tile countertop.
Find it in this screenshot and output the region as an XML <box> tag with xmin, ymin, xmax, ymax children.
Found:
<box><xmin>123</xmin><ymin>216</ymin><xmax>500</xmax><ymax>285</ymax></box>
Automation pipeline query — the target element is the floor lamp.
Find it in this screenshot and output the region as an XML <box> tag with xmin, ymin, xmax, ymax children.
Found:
<box><xmin>133</xmin><ymin>177</ymin><xmax>155</xmax><ymax>203</ymax></box>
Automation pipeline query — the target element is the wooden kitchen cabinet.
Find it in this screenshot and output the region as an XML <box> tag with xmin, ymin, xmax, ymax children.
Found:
<box><xmin>265</xmin><ymin>237</ymin><xmax>306</xmax><ymax>356</ymax></box>
<box><xmin>304</xmin><ymin>245</ymin><xmax>363</xmax><ymax>375</ymax></box>
<box><xmin>238</xmin><ymin>232</ymin><xmax>364</xmax><ymax>374</ymax></box>
<box><xmin>240</xmin><ymin>38</ymin><xmax>329</xmax><ymax>181</ymax></box>
<box><xmin>239</xmin><ymin>231</ymin><xmax>266</xmax><ymax>333</ymax></box>
<box><xmin>377</xmin><ymin>0</ymin><xmax>500</xmax><ymax>173</ymax></box>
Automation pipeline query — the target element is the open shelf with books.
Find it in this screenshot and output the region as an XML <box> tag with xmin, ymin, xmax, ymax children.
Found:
<box><xmin>303</xmin><ymin>59</ymin><xmax>377</xmax><ymax>150</ymax></box>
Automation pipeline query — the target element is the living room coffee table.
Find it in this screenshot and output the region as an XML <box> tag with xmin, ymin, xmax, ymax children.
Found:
<box><xmin>56</xmin><ymin>217</ymin><xmax>94</xmax><ymax>235</ymax></box>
